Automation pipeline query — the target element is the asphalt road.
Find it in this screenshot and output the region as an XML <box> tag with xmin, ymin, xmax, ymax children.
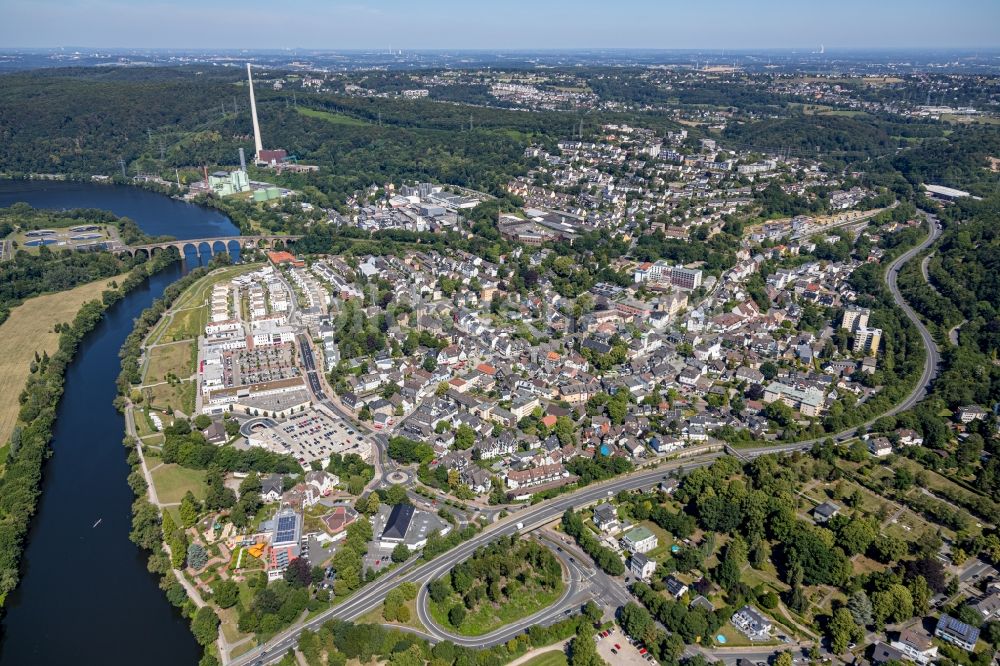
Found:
<box><xmin>413</xmin><ymin>533</ymin><xmax>592</xmax><ymax>647</ymax></box>
<box><xmin>883</xmin><ymin>212</ymin><xmax>942</xmax><ymax>412</ymax></box>
<box><xmin>232</xmin><ymin>455</ymin><xmax>723</xmax><ymax>665</ymax></box>
<box><xmin>233</xmin><ymin>216</ymin><xmax>944</xmax><ymax>665</ymax></box>
<box><xmin>296</xmin><ymin>332</ymin><xmax>391</xmax><ymax>480</ymax></box>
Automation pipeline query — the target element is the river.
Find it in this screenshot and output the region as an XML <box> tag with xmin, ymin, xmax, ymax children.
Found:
<box><xmin>0</xmin><ymin>180</ymin><xmax>239</xmax><ymax>665</ymax></box>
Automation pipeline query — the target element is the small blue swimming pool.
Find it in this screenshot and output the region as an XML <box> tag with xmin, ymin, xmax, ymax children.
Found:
<box><xmin>671</xmin><ymin>544</ymin><xmax>680</xmax><ymax>553</ymax></box>
<box><xmin>716</xmin><ymin>635</ymin><xmax>727</xmax><ymax>644</ymax></box>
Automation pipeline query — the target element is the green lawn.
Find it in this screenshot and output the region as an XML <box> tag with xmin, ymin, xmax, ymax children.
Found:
<box><xmin>150</xmin><ymin>463</ymin><xmax>207</xmax><ymax>504</ymax></box>
<box><xmin>145</xmin><ymin>379</ymin><xmax>196</xmax><ymax>416</ymax></box>
<box><xmin>162</xmin><ymin>307</ymin><xmax>206</xmax><ymax>342</ymax></box>
<box><xmin>521</xmin><ymin>652</ymin><xmax>569</xmax><ymax>666</ymax></box>
<box><xmin>173</xmin><ymin>264</ymin><xmax>262</xmax><ymax>311</ymax></box>
<box><xmin>296</xmin><ymin>107</ymin><xmax>368</xmax><ymax>126</ymax></box>
<box><xmin>145</xmin><ymin>340</ymin><xmax>196</xmax><ymax>382</ymax></box>
<box><xmin>428</xmin><ymin>581</ymin><xmax>564</xmax><ymax>636</ymax></box>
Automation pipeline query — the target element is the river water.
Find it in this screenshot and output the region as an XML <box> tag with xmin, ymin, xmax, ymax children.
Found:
<box><xmin>0</xmin><ymin>180</ymin><xmax>239</xmax><ymax>665</ymax></box>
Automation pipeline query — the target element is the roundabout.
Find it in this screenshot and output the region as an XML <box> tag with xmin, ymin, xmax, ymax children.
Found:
<box><xmin>385</xmin><ymin>470</ymin><xmax>411</xmax><ymax>485</ymax></box>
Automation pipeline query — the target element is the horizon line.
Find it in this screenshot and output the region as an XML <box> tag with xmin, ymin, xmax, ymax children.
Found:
<box><xmin>4</xmin><ymin>45</ymin><xmax>1000</xmax><ymax>53</ymax></box>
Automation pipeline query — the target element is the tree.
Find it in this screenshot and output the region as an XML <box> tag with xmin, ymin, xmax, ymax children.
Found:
<box><xmin>212</xmin><ymin>580</ymin><xmax>240</xmax><ymax>609</ymax></box>
<box><xmin>569</xmin><ymin>625</ymin><xmax>604</xmax><ymax>666</ymax></box>
<box><xmin>760</xmin><ymin>361</ymin><xmax>779</xmax><ymax>380</ymax></box>
<box><xmin>190</xmin><ymin>606</ymin><xmax>220</xmax><ymax>646</ymax></box>
<box><xmin>170</xmin><ymin>530</ymin><xmax>189</xmax><ymax>569</ymax></box>
<box><xmin>179</xmin><ymin>491</ymin><xmax>200</xmax><ymax>527</ymax></box>
<box><xmin>619</xmin><ymin>602</ymin><xmax>653</xmax><ymax>641</ymax></box>
<box><xmin>454</xmin><ymin>424</ymin><xmax>475</xmax><ymax>450</ymax></box>
<box><xmin>384</xmin><ymin>588</ymin><xmax>406</xmax><ymax>622</ymax></box>
<box><xmin>391</xmin><ymin>543</ymin><xmax>411</xmax><ymax>563</ymax></box>
<box><xmin>193</xmin><ymin>414</ymin><xmax>212</xmax><ymax>430</ymax></box>
<box><xmin>872</xmin><ymin>584</ymin><xmax>913</xmax><ymax>627</ymax></box>
<box><xmin>448</xmin><ymin>604</ymin><xmax>466</xmax><ymax>627</ymax></box>
<box><xmin>872</xmin><ymin>534</ymin><xmax>907</xmax><ymax>563</ymax></box>
<box><xmin>284</xmin><ymin>557</ymin><xmax>312</xmax><ymax>587</ymax></box>
<box><xmin>187</xmin><ymin>543</ymin><xmax>208</xmax><ymax>570</ymax></box>
<box><xmin>774</xmin><ymin>652</ymin><xmax>793</xmax><ymax>666</ymax></box>
<box><xmin>429</xmin><ymin>577</ymin><xmax>451</xmax><ymax>604</ymax></box>
<box><xmin>828</xmin><ymin>607</ymin><xmax>863</xmax><ymax>654</ymax></box>
<box><xmin>847</xmin><ymin>590</ymin><xmax>873</xmax><ymax>627</ymax></box>
<box><xmin>364</xmin><ymin>492</ymin><xmax>381</xmax><ymax>515</ymax></box>
<box><xmin>908</xmin><ymin>575</ymin><xmax>931</xmax><ymax>616</ymax></box>
<box><xmin>583</xmin><ymin>600</ymin><xmax>603</xmax><ymax>626</ymax></box>
<box><xmin>833</xmin><ymin>515</ymin><xmax>877</xmax><ymax>555</ymax></box>
<box><xmin>382</xmin><ymin>484</ymin><xmax>409</xmax><ymax>506</ymax></box>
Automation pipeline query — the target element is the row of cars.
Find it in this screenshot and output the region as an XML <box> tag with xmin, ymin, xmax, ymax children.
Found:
<box><xmin>596</xmin><ymin>627</ymin><xmax>657</xmax><ymax>664</ymax></box>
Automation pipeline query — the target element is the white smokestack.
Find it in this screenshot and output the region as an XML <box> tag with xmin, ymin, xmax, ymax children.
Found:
<box><xmin>247</xmin><ymin>63</ymin><xmax>263</xmax><ymax>160</ymax></box>
<box><xmin>239</xmin><ymin>147</ymin><xmax>246</xmax><ymax>171</ymax></box>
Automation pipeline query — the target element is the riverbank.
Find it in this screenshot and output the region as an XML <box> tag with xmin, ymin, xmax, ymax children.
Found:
<box><xmin>0</xmin><ymin>250</ymin><xmax>179</xmax><ymax>608</ymax></box>
<box><xmin>0</xmin><ymin>178</ymin><xmax>238</xmax><ymax>666</ymax></box>
<box><xmin>0</xmin><ymin>271</ymin><xmax>130</xmax><ymax>446</ymax></box>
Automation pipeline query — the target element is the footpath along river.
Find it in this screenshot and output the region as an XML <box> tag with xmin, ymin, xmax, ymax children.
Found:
<box><xmin>0</xmin><ymin>180</ymin><xmax>238</xmax><ymax>665</ymax></box>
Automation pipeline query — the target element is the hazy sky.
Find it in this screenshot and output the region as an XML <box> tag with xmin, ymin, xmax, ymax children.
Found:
<box><xmin>3</xmin><ymin>0</ymin><xmax>999</xmax><ymax>50</ymax></box>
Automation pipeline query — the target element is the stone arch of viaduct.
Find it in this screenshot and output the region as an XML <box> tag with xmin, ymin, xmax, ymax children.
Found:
<box><xmin>122</xmin><ymin>235</ymin><xmax>303</xmax><ymax>259</ymax></box>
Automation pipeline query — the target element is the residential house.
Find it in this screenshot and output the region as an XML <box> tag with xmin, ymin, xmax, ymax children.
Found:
<box><xmin>812</xmin><ymin>502</ymin><xmax>840</xmax><ymax>524</ymax></box>
<box><xmin>593</xmin><ymin>503</ymin><xmax>619</xmax><ymax>532</ymax></box>
<box><xmin>971</xmin><ymin>592</ymin><xmax>1000</xmax><ymax>622</ymax></box>
<box><xmin>935</xmin><ymin>614</ymin><xmax>980</xmax><ymax>651</ymax></box>
<box><xmin>260</xmin><ymin>474</ymin><xmax>284</xmax><ymax>503</ymax></box>
<box><xmin>891</xmin><ymin>628</ymin><xmax>938</xmax><ymax>665</ymax></box>
<box><xmin>731</xmin><ymin>605</ymin><xmax>772</xmax><ymax>641</ymax></box>
<box><xmin>630</xmin><ymin>552</ymin><xmax>657</xmax><ymax>581</ymax></box>
<box><xmin>868</xmin><ymin>437</ymin><xmax>893</xmax><ymax>457</ymax></box>
<box><xmin>957</xmin><ymin>405</ymin><xmax>988</xmax><ymax>424</ymax></box>
<box><xmin>665</xmin><ymin>575</ymin><xmax>689</xmax><ymax>599</ymax></box>
<box><xmin>620</xmin><ymin>526</ymin><xmax>658</xmax><ymax>553</ymax></box>
<box><xmin>871</xmin><ymin>642</ymin><xmax>908</xmax><ymax>666</ymax></box>
<box><xmin>895</xmin><ymin>428</ymin><xmax>924</xmax><ymax>447</ymax></box>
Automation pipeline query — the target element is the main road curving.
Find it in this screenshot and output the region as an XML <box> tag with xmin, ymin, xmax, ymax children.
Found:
<box><xmin>231</xmin><ymin>215</ymin><xmax>944</xmax><ymax>666</ymax></box>
<box><xmin>413</xmin><ymin>535</ymin><xmax>587</xmax><ymax>648</ymax></box>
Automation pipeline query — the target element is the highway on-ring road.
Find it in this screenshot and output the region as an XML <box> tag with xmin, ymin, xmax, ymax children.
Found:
<box><xmin>234</xmin><ymin>214</ymin><xmax>943</xmax><ymax>665</ymax></box>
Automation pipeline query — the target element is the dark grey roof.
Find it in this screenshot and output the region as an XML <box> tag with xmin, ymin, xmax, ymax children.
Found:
<box><xmin>871</xmin><ymin>641</ymin><xmax>906</xmax><ymax>665</ymax></box>
<box><xmin>382</xmin><ymin>504</ymin><xmax>415</xmax><ymax>541</ymax></box>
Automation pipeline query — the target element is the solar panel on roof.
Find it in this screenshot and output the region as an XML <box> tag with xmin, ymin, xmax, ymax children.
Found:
<box><xmin>944</xmin><ymin>616</ymin><xmax>971</xmax><ymax>634</ymax></box>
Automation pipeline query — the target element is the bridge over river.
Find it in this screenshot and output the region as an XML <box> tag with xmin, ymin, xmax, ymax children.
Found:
<box><xmin>122</xmin><ymin>234</ymin><xmax>302</xmax><ymax>258</ymax></box>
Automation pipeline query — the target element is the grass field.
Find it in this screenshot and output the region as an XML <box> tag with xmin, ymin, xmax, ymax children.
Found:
<box><xmin>150</xmin><ymin>463</ymin><xmax>207</xmax><ymax>504</ymax></box>
<box><xmin>520</xmin><ymin>652</ymin><xmax>569</xmax><ymax>666</ymax></box>
<box><xmin>428</xmin><ymin>581</ymin><xmax>564</xmax><ymax>636</ymax></box>
<box><xmin>173</xmin><ymin>264</ymin><xmax>262</xmax><ymax>311</ymax></box>
<box><xmin>358</xmin><ymin>597</ymin><xmax>426</xmax><ymax>632</ymax></box>
<box><xmin>144</xmin><ymin>379</ymin><xmax>196</xmax><ymax>416</ymax></box>
<box><xmin>145</xmin><ymin>340</ymin><xmax>196</xmax><ymax>382</ymax></box>
<box><xmin>296</xmin><ymin>107</ymin><xmax>368</xmax><ymax>126</ymax></box>
<box><xmin>0</xmin><ymin>272</ymin><xmax>130</xmax><ymax>446</ymax></box>
<box><xmin>161</xmin><ymin>307</ymin><xmax>206</xmax><ymax>342</ymax></box>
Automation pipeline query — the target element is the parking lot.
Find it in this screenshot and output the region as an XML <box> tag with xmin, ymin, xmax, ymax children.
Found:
<box><xmin>596</xmin><ymin>627</ymin><xmax>653</xmax><ymax>666</ymax></box>
<box><xmin>246</xmin><ymin>407</ymin><xmax>372</xmax><ymax>465</ymax></box>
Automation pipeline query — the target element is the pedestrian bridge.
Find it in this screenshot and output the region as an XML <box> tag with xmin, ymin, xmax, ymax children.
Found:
<box><xmin>123</xmin><ymin>234</ymin><xmax>303</xmax><ymax>258</ymax></box>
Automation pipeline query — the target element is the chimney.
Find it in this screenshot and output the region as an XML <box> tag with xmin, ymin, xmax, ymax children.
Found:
<box><xmin>239</xmin><ymin>147</ymin><xmax>247</xmax><ymax>172</ymax></box>
<box><xmin>247</xmin><ymin>63</ymin><xmax>263</xmax><ymax>161</ymax></box>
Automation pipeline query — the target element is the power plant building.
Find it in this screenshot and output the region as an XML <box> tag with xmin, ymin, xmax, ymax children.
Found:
<box><xmin>208</xmin><ymin>169</ymin><xmax>250</xmax><ymax>197</ymax></box>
